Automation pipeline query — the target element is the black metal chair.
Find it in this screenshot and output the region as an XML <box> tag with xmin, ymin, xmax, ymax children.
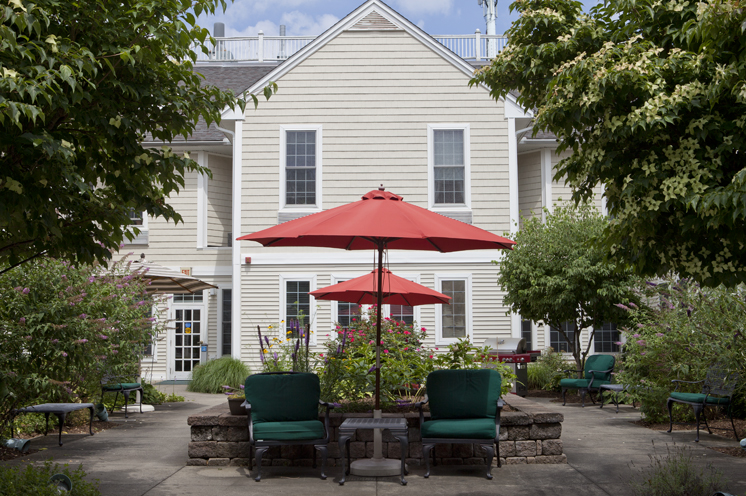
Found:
<box><xmin>100</xmin><ymin>374</ymin><xmax>144</xmax><ymax>419</ymax></box>
<box><xmin>667</xmin><ymin>364</ymin><xmax>740</xmax><ymax>442</ymax></box>
<box><xmin>244</xmin><ymin>371</ymin><xmax>334</xmax><ymax>481</ymax></box>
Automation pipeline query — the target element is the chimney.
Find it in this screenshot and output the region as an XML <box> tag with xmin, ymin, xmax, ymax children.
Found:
<box><xmin>214</xmin><ymin>22</ymin><xmax>225</xmax><ymax>38</ymax></box>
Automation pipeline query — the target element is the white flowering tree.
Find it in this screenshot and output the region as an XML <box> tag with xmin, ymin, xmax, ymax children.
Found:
<box><xmin>472</xmin><ymin>0</ymin><xmax>746</xmax><ymax>287</ymax></box>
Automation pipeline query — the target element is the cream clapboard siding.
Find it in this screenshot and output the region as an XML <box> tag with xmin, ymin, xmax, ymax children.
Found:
<box><xmin>239</xmin><ymin>31</ymin><xmax>510</xmax><ymax>237</ymax></box>
<box><xmin>551</xmin><ymin>150</ymin><xmax>604</xmax><ymax>211</ymax></box>
<box><xmin>207</xmin><ymin>154</ymin><xmax>233</xmax><ymax>247</ymax></box>
<box><xmin>239</xmin><ymin>262</ymin><xmax>510</xmax><ymax>372</ymax></box>
<box><xmin>518</xmin><ymin>151</ymin><xmax>542</xmax><ymax>227</ymax></box>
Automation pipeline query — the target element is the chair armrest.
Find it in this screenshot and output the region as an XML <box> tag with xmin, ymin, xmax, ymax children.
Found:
<box><xmin>415</xmin><ymin>395</ymin><xmax>429</xmax><ymax>427</ymax></box>
<box><xmin>587</xmin><ymin>368</ymin><xmax>614</xmax><ymax>388</ymax></box>
<box><xmin>242</xmin><ymin>402</ymin><xmax>254</xmax><ymax>443</ymax></box>
<box><xmin>494</xmin><ymin>398</ymin><xmax>503</xmax><ymax>442</ymax></box>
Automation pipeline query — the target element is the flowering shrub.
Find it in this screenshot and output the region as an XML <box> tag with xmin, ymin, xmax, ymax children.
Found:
<box><xmin>256</xmin><ymin>320</ymin><xmax>315</xmax><ymax>374</ymax></box>
<box><xmin>317</xmin><ymin>306</ymin><xmax>516</xmax><ymax>407</ymax></box>
<box><xmin>0</xmin><ymin>256</ymin><xmax>165</xmax><ymax>429</ymax></box>
<box><xmin>617</xmin><ymin>277</ymin><xmax>746</xmax><ymax>423</ymax></box>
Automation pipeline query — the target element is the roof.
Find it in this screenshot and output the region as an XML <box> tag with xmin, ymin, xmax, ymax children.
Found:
<box><xmin>148</xmin><ymin>63</ymin><xmax>276</xmax><ymax>143</ymax></box>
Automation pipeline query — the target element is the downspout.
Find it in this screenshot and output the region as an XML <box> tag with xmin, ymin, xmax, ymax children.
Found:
<box><xmin>217</xmin><ymin>118</ymin><xmax>243</xmax><ymax>361</ymax></box>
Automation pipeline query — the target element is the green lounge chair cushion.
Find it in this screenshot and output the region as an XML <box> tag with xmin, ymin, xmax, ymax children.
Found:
<box><xmin>245</xmin><ymin>373</ymin><xmax>320</xmax><ymax>423</ymax></box>
<box><xmin>584</xmin><ymin>354</ymin><xmax>615</xmax><ymax>381</ymax></box>
<box><xmin>253</xmin><ymin>420</ymin><xmax>325</xmax><ymax>441</ymax></box>
<box><xmin>103</xmin><ymin>383</ymin><xmax>141</xmax><ymax>390</ymax></box>
<box><xmin>560</xmin><ymin>378</ymin><xmax>610</xmax><ymax>389</ymax></box>
<box><xmin>426</xmin><ymin>369</ymin><xmax>502</xmax><ymax>420</ymax></box>
<box><xmin>421</xmin><ymin>418</ymin><xmax>496</xmax><ymax>440</ymax></box>
<box><xmin>669</xmin><ymin>392</ymin><xmax>730</xmax><ymax>405</ymax></box>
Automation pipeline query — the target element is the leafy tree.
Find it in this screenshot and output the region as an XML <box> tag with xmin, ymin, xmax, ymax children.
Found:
<box><xmin>496</xmin><ymin>203</ymin><xmax>640</xmax><ymax>372</ymax></box>
<box><xmin>471</xmin><ymin>0</ymin><xmax>746</xmax><ymax>287</ymax></box>
<box><xmin>0</xmin><ymin>0</ymin><xmax>275</xmax><ymax>273</ymax></box>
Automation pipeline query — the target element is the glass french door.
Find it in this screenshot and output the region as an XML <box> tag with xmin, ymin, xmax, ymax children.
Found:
<box><xmin>172</xmin><ymin>307</ymin><xmax>202</xmax><ymax>380</ymax></box>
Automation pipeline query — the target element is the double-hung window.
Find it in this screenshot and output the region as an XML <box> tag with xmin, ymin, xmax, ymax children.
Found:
<box><xmin>280</xmin><ymin>275</ymin><xmax>315</xmax><ymax>341</ymax></box>
<box><xmin>280</xmin><ymin>126</ymin><xmax>322</xmax><ymax>218</ymax></box>
<box><xmin>521</xmin><ymin>319</ymin><xmax>533</xmax><ymax>351</ymax></box>
<box><xmin>594</xmin><ymin>322</ymin><xmax>620</xmax><ymax>353</ymax></box>
<box><xmin>428</xmin><ymin>124</ymin><xmax>471</xmax><ymax>217</ymax></box>
<box><xmin>550</xmin><ymin>321</ymin><xmax>575</xmax><ymax>353</ymax></box>
<box><xmin>435</xmin><ymin>274</ymin><xmax>471</xmax><ymax>344</ymax></box>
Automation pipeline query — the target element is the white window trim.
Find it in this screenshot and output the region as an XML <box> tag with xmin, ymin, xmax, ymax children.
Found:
<box><xmin>140</xmin><ymin>303</ymin><xmax>159</xmax><ymax>364</ymax></box>
<box><xmin>123</xmin><ymin>210</ymin><xmax>148</xmax><ymax>245</ymax></box>
<box><xmin>381</xmin><ymin>273</ymin><xmax>421</xmax><ymax>327</ymax></box>
<box><xmin>434</xmin><ymin>273</ymin><xmax>472</xmax><ymax>345</ymax></box>
<box><xmin>279</xmin><ymin>125</ymin><xmax>323</xmax><ymax>213</ymax></box>
<box><xmin>168</xmin><ymin>295</ymin><xmax>208</xmax><ymax>379</ymax></box>
<box><xmin>427</xmin><ymin>124</ymin><xmax>472</xmax><ymax>212</ymax></box>
<box><xmin>329</xmin><ymin>273</ymin><xmax>366</xmax><ymax>330</ymax></box>
<box><xmin>217</xmin><ymin>284</ymin><xmax>232</xmax><ymax>358</ymax></box>
<box><xmin>196</xmin><ymin>151</ymin><xmax>208</xmax><ymax>249</ymax></box>
<box><xmin>279</xmin><ymin>274</ymin><xmax>317</xmax><ymax>345</ymax></box>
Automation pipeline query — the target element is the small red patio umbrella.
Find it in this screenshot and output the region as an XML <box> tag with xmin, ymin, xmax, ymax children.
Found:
<box><xmin>238</xmin><ymin>187</ymin><xmax>515</xmax><ymax>410</ymax></box>
<box><xmin>309</xmin><ymin>268</ymin><xmax>452</xmax><ymax>306</ymax></box>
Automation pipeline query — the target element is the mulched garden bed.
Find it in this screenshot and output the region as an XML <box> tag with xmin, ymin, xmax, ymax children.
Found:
<box><xmin>633</xmin><ymin>418</ymin><xmax>746</xmax><ymax>442</ymax></box>
<box><xmin>709</xmin><ymin>447</ymin><xmax>746</xmax><ymax>458</ymax></box>
<box><xmin>1</xmin><ymin>421</ymin><xmax>119</xmax><ymax>462</ymax></box>
<box><xmin>0</xmin><ymin>445</ymin><xmax>40</xmax><ymax>462</ymax></box>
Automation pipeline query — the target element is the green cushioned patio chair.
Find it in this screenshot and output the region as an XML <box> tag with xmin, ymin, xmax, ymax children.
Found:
<box><xmin>244</xmin><ymin>372</ymin><xmax>334</xmax><ymax>481</ymax></box>
<box><xmin>416</xmin><ymin>369</ymin><xmax>503</xmax><ymax>480</ymax></box>
<box><xmin>100</xmin><ymin>375</ymin><xmax>144</xmax><ymax>419</ymax></box>
<box><xmin>560</xmin><ymin>354</ymin><xmax>615</xmax><ymax>407</ymax></box>
<box><xmin>667</xmin><ymin>364</ymin><xmax>740</xmax><ymax>442</ymax></box>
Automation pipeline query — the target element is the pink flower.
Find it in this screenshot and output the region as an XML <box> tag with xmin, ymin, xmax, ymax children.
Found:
<box><xmin>19</xmin><ymin>317</ymin><xmax>25</xmax><ymax>324</ymax></box>
<box><xmin>435</xmin><ymin>347</ymin><xmax>439</xmax><ymax>350</ymax></box>
<box><xmin>369</xmin><ymin>340</ymin><xmax>374</xmax><ymax>344</ymax></box>
<box><xmin>51</xmin><ymin>339</ymin><xmax>59</xmax><ymax>344</ymax></box>
<box><xmin>636</xmin><ymin>340</ymin><xmax>646</xmax><ymax>346</ymax></box>
<box><xmin>61</xmin><ymin>352</ymin><xmax>68</xmax><ymax>357</ymax></box>
<box><xmin>74</xmin><ymin>339</ymin><xmax>88</xmax><ymax>344</ymax></box>
<box><xmin>383</xmin><ymin>350</ymin><xmax>389</xmax><ymax>354</ymax></box>
<box><xmin>632</xmin><ymin>333</ymin><xmax>641</xmax><ymax>338</ymax></box>
<box><xmin>79</xmin><ymin>314</ymin><xmax>87</xmax><ymax>319</ymax></box>
<box><xmin>656</xmin><ymin>333</ymin><xmax>664</xmax><ymax>337</ymax></box>
<box><xmin>404</xmin><ymin>347</ymin><xmax>408</xmax><ymax>351</ymax></box>
<box><xmin>22</xmin><ymin>288</ymin><xmax>29</xmax><ymax>294</ymax></box>
<box><xmin>319</xmin><ymin>353</ymin><xmax>324</xmax><ymax>357</ymax></box>
<box><xmin>614</xmin><ymin>341</ymin><xmax>623</xmax><ymax>346</ymax></box>
<box><xmin>421</xmin><ymin>327</ymin><xmax>427</xmax><ymax>332</ymax></box>
<box><xmin>98</xmin><ymin>334</ymin><xmax>108</xmax><ymax>340</ymax></box>
<box><xmin>640</xmin><ymin>351</ymin><xmax>646</xmax><ymax>355</ymax></box>
<box><xmin>429</xmin><ymin>355</ymin><xmax>433</xmax><ymax>359</ymax></box>
<box><xmin>403</xmin><ymin>331</ymin><xmax>411</xmax><ymax>335</ymax></box>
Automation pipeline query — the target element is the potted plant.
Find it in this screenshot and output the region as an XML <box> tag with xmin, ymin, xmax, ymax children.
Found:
<box><xmin>222</xmin><ymin>385</ymin><xmax>248</xmax><ymax>415</ymax></box>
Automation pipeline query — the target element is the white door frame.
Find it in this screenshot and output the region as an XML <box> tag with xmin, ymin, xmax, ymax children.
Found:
<box><xmin>168</xmin><ymin>299</ymin><xmax>208</xmax><ymax>380</ymax></box>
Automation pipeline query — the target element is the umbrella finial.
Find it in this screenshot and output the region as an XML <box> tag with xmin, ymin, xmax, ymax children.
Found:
<box><xmin>140</xmin><ymin>253</ymin><xmax>146</xmax><ymax>260</ymax></box>
<box><xmin>379</xmin><ymin>184</ymin><xmax>384</xmax><ymax>191</ymax></box>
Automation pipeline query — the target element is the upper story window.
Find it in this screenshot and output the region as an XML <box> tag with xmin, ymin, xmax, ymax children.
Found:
<box><xmin>280</xmin><ymin>125</ymin><xmax>323</xmax><ymax>216</ymax></box>
<box><xmin>128</xmin><ymin>208</ymin><xmax>144</xmax><ymax>226</ymax></box>
<box><xmin>428</xmin><ymin>124</ymin><xmax>471</xmax><ymax>217</ymax></box>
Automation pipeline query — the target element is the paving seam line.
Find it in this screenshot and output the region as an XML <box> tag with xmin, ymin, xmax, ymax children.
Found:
<box><xmin>141</xmin><ymin>465</ymin><xmax>186</xmax><ymax>496</ymax></box>
<box><xmin>567</xmin><ymin>462</ymin><xmax>614</xmax><ymax>496</ymax></box>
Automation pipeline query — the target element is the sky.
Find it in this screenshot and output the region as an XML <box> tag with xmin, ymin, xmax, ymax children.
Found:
<box><xmin>196</xmin><ymin>0</ymin><xmax>524</xmax><ymax>38</ymax></box>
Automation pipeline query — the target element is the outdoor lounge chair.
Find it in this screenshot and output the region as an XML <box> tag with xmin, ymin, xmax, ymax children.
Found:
<box><xmin>667</xmin><ymin>364</ymin><xmax>740</xmax><ymax>442</ymax></box>
<box><xmin>244</xmin><ymin>372</ymin><xmax>333</xmax><ymax>481</ymax></box>
<box><xmin>416</xmin><ymin>369</ymin><xmax>503</xmax><ymax>480</ymax></box>
<box><xmin>100</xmin><ymin>375</ymin><xmax>144</xmax><ymax>419</ymax></box>
<box><xmin>560</xmin><ymin>354</ymin><xmax>615</xmax><ymax>407</ymax></box>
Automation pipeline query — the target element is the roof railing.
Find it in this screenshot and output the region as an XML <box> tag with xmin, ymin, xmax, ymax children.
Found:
<box><xmin>194</xmin><ymin>30</ymin><xmax>507</xmax><ymax>63</ymax></box>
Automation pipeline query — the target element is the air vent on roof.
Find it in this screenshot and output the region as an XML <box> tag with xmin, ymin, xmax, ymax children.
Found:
<box><xmin>348</xmin><ymin>11</ymin><xmax>401</xmax><ymax>31</ymax></box>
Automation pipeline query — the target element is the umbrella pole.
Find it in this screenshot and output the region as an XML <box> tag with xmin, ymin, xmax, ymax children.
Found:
<box><xmin>375</xmin><ymin>241</ymin><xmax>383</xmax><ymax>411</ymax></box>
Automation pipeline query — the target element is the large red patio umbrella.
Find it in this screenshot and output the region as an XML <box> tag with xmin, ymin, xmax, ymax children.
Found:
<box><xmin>310</xmin><ymin>268</ymin><xmax>452</xmax><ymax>306</ymax></box>
<box><xmin>238</xmin><ymin>187</ymin><xmax>515</xmax><ymax>410</ymax></box>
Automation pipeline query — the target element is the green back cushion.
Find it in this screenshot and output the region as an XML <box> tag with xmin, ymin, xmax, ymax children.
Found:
<box><xmin>426</xmin><ymin>369</ymin><xmax>502</xmax><ymax>420</ymax></box>
<box><xmin>245</xmin><ymin>373</ymin><xmax>319</xmax><ymax>423</ymax></box>
<box><xmin>585</xmin><ymin>355</ymin><xmax>615</xmax><ymax>381</ymax></box>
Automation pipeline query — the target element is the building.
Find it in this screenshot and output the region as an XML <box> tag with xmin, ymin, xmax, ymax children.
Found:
<box><xmin>138</xmin><ymin>0</ymin><xmax>612</xmax><ymax>382</ymax></box>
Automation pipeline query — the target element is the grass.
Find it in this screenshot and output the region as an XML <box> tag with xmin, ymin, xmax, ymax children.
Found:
<box><xmin>187</xmin><ymin>356</ymin><xmax>250</xmax><ymax>394</ymax></box>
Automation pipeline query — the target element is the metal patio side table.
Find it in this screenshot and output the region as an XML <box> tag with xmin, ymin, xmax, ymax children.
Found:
<box><xmin>338</xmin><ymin>417</ymin><xmax>409</xmax><ymax>486</ymax></box>
<box><xmin>11</xmin><ymin>403</ymin><xmax>95</xmax><ymax>446</ymax></box>
<box><xmin>599</xmin><ymin>384</ymin><xmax>633</xmax><ymax>413</ymax></box>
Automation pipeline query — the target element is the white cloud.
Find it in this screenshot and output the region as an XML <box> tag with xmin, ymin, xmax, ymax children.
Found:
<box><xmin>225</xmin><ymin>12</ymin><xmax>338</xmax><ymax>37</ymax></box>
<box><xmin>392</xmin><ymin>0</ymin><xmax>453</xmax><ymax>16</ymax></box>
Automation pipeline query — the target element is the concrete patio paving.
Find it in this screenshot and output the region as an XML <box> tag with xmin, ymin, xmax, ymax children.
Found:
<box><xmin>7</xmin><ymin>385</ymin><xmax>746</xmax><ymax>495</ymax></box>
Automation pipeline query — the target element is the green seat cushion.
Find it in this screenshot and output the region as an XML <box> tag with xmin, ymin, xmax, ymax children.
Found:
<box><xmin>103</xmin><ymin>383</ymin><xmax>141</xmax><ymax>390</ymax></box>
<box><xmin>426</xmin><ymin>369</ymin><xmax>502</xmax><ymax>420</ymax></box>
<box><xmin>245</xmin><ymin>373</ymin><xmax>319</xmax><ymax>423</ymax></box>
<box><xmin>253</xmin><ymin>420</ymin><xmax>325</xmax><ymax>441</ymax></box>
<box><xmin>560</xmin><ymin>378</ymin><xmax>610</xmax><ymax>389</ymax></box>
<box><xmin>421</xmin><ymin>418</ymin><xmax>496</xmax><ymax>440</ymax></box>
<box><xmin>670</xmin><ymin>392</ymin><xmax>730</xmax><ymax>405</ymax></box>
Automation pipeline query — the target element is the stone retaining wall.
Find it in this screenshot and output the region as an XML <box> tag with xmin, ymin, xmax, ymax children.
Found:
<box><xmin>186</xmin><ymin>395</ymin><xmax>566</xmax><ymax>467</ymax></box>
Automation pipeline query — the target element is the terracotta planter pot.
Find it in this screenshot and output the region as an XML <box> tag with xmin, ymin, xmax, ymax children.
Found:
<box><xmin>228</xmin><ymin>397</ymin><xmax>249</xmax><ymax>415</ymax></box>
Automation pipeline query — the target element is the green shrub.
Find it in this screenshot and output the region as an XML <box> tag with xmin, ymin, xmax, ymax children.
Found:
<box><xmin>527</xmin><ymin>348</ymin><xmax>569</xmax><ymax>391</ymax></box>
<box><xmin>142</xmin><ymin>383</ymin><xmax>166</xmax><ymax>405</ymax></box>
<box><xmin>164</xmin><ymin>393</ymin><xmax>185</xmax><ymax>402</ymax></box>
<box><xmin>0</xmin><ymin>461</ymin><xmax>100</xmax><ymax>496</ymax></box>
<box><xmin>187</xmin><ymin>357</ymin><xmax>250</xmax><ymax>394</ymax></box>
<box><xmin>617</xmin><ymin>277</ymin><xmax>746</xmax><ymax>423</ymax></box>
<box><xmin>629</xmin><ymin>443</ymin><xmax>727</xmax><ymax>496</ymax></box>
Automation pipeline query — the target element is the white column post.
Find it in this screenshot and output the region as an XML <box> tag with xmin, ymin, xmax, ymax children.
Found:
<box><xmin>258</xmin><ymin>31</ymin><xmax>264</xmax><ymax>63</ymax></box>
<box><xmin>231</xmin><ymin>117</ymin><xmax>244</xmax><ymax>360</ymax></box>
<box><xmin>542</xmin><ymin>148</ymin><xmax>554</xmax><ymax>218</ymax></box>
<box><xmin>196</xmin><ymin>151</ymin><xmax>208</xmax><ymax>249</ymax></box>
<box><xmin>475</xmin><ymin>29</ymin><xmax>481</xmax><ymax>61</ymax></box>
<box><xmin>508</xmin><ymin>117</ymin><xmax>522</xmax><ymax>338</ymax></box>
